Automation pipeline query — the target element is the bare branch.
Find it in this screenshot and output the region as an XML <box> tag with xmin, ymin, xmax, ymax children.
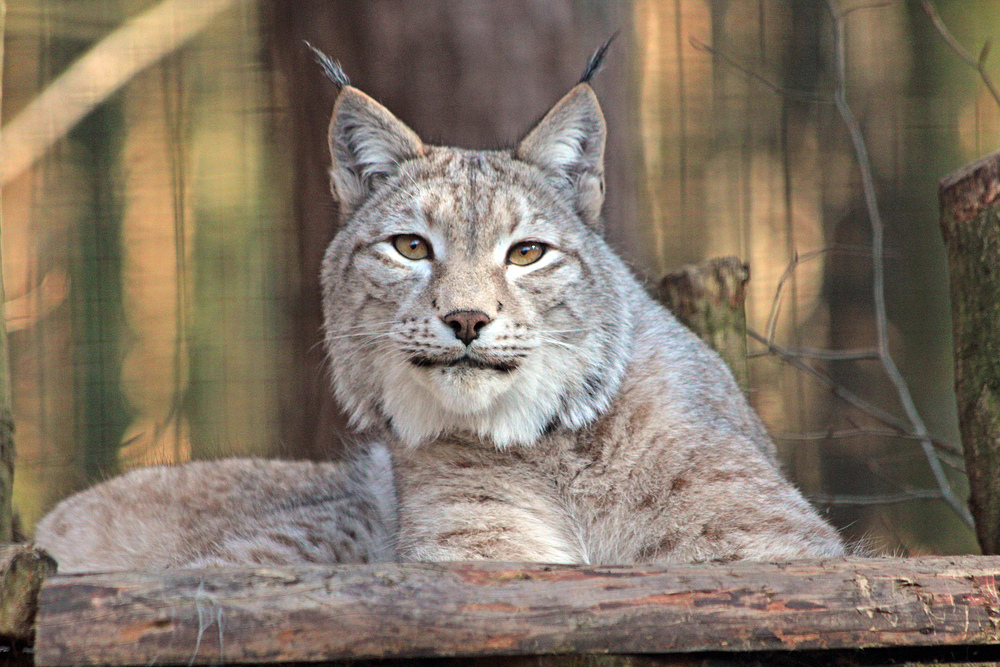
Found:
<box><xmin>749</xmin><ymin>345</ymin><xmax>879</xmax><ymax>361</ymax></box>
<box><xmin>748</xmin><ymin>328</ymin><xmax>963</xmax><ymax>458</ymax></box>
<box><xmin>920</xmin><ymin>0</ymin><xmax>1000</xmax><ymax>109</ymax></box>
<box><xmin>689</xmin><ymin>37</ymin><xmax>833</xmax><ymax>104</ymax></box>
<box><xmin>840</xmin><ymin>1</ymin><xmax>896</xmax><ymax>18</ymax></box>
<box><xmin>774</xmin><ymin>427</ymin><xmax>920</xmax><ymax>441</ymax></box>
<box><xmin>824</xmin><ymin>0</ymin><xmax>973</xmax><ymax>529</ymax></box>
<box><xmin>810</xmin><ymin>489</ymin><xmax>943</xmax><ymax>506</ymax></box>
<box><xmin>762</xmin><ymin>246</ymin><xmax>878</xmax><ymax>351</ymax></box>
<box><xmin>773</xmin><ymin>426</ymin><xmax>966</xmax><ymax>475</ymax></box>
<box><xmin>764</xmin><ymin>249</ymin><xmax>817</xmax><ymax>342</ymax></box>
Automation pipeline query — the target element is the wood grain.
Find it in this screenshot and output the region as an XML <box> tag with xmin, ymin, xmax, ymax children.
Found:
<box><xmin>34</xmin><ymin>556</ymin><xmax>1000</xmax><ymax>665</ymax></box>
<box><xmin>939</xmin><ymin>149</ymin><xmax>1000</xmax><ymax>554</ymax></box>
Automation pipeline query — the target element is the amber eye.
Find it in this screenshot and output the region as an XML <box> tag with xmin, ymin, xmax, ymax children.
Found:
<box><xmin>507</xmin><ymin>241</ymin><xmax>546</xmax><ymax>266</ymax></box>
<box><xmin>392</xmin><ymin>234</ymin><xmax>431</xmax><ymax>260</ymax></box>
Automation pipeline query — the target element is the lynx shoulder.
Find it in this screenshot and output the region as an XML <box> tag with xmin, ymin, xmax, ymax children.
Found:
<box><xmin>35</xmin><ymin>48</ymin><xmax>843</xmax><ymax>571</ymax></box>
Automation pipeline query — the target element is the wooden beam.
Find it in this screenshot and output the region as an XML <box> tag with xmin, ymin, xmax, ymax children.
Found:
<box><xmin>939</xmin><ymin>149</ymin><xmax>1000</xmax><ymax>555</ymax></box>
<box><xmin>33</xmin><ymin>556</ymin><xmax>1000</xmax><ymax>666</ymax></box>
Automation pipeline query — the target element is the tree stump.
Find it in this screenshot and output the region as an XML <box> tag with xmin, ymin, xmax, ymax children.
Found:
<box><xmin>0</xmin><ymin>545</ymin><xmax>56</xmax><ymax>642</ymax></box>
<box><xmin>656</xmin><ymin>256</ymin><xmax>750</xmax><ymax>389</ymax></box>
<box><xmin>939</xmin><ymin>149</ymin><xmax>1000</xmax><ymax>554</ymax></box>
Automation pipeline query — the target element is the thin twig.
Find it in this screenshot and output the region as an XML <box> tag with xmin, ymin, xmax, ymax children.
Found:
<box><xmin>760</xmin><ymin>247</ymin><xmax>882</xmax><ymax>355</ymax></box>
<box><xmin>774</xmin><ymin>426</ymin><xmax>965</xmax><ymax>473</ymax></box>
<box><xmin>920</xmin><ymin>0</ymin><xmax>1000</xmax><ymax>109</ymax></box>
<box><xmin>810</xmin><ymin>489</ymin><xmax>943</xmax><ymax>506</ymax></box>
<box><xmin>748</xmin><ymin>345</ymin><xmax>879</xmax><ymax>361</ymax></box>
<box><xmin>825</xmin><ymin>0</ymin><xmax>973</xmax><ymax>529</ymax></box>
<box><xmin>840</xmin><ymin>1</ymin><xmax>895</xmax><ymax>18</ymax></box>
<box><xmin>748</xmin><ymin>327</ymin><xmax>963</xmax><ymax>458</ymax></box>
<box><xmin>689</xmin><ymin>37</ymin><xmax>834</xmax><ymax>104</ymax></box>
<box><xmin>763</xmin><ymin>249</ymin><xmax>821</xmax><ymax>342</ymax></box>
<box><xmin>774</xmin><ymin>427</ymin><xmax>920</xmax><ymax>441</ymax></box>
<box><xmin>0</xmin><ymin>0</ymin><xmax>243</xmax><ymax>184</ymax></box>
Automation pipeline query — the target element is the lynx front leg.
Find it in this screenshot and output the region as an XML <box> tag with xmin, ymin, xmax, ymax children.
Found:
<box><xmin>394</xmin><ymin>452</ymin><xmax>583</xmax><ymax>563</ymax></box>
<box><xmin>398</xmin><ymin>495</ymin><xmax>581</xmax><ymax>563</ymax></box>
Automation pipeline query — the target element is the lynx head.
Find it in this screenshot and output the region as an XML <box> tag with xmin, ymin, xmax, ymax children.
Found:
<box><xmin>318</xmin><ymin>50</ymin><xmax>634</xmax><ymax>449</ymax></box>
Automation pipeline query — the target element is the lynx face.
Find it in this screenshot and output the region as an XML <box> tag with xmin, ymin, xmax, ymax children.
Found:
<box><xmin>321</xmin><ymin>86</ymin><xmax>633</xmax><ymax>448</ymax></box>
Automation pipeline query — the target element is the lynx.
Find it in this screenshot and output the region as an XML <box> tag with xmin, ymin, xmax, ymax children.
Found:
<box><xmin>35</xmin><ymin>47</ymin><xmax>843</xmax><ymax>572</ymax></box>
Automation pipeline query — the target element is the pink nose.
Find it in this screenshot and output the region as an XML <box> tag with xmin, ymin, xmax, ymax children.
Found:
<box><xmin>442</xmin><ymin>310</ymin><xmax>491</xmax><ymax>346</ymax></box>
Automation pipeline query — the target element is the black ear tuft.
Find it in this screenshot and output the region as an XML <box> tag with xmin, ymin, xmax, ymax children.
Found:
<box><xmin>304</xmin><ymin>41</ymin><xmax>351</xmax><ymax>90</ymax></box>
<box><xmin>516</xmin><ymin>85</ymin><xmax>606</xmax><ymax>230</ymax></box>
<box><xmin>579</xmin><ymin>32</ymin><xmax>619</xmax><ymax>85</ymax></box>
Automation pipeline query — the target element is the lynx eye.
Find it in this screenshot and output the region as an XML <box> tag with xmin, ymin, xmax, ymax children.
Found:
<box><xmin>507</xmin><ymin>241</ymin><xmax>546</xmax><ymax>266</ymax></box>
<box><xmin>392</xmin><ymin>234</ymin><xmax>432</xmax><ymax>260</ymax></box>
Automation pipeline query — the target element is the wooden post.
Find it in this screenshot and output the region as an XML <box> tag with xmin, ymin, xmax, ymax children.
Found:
<box><xmin>656</xmin><ymin>256</ymin><xmax>750</xmax><ymax>389</ymax></box>
<box><xmin>939</xmin><ymin>149</ymin><xmax>1000</xmax><ymax>555</ymax></box>
<box><xmin>0</xmin><ymin>0</ymin><xmax>14</xmax><ymax>546</ymax></box>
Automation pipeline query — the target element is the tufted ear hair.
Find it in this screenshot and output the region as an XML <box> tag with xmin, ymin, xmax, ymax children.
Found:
<box><xmin>515</xmin><ymin>84</ymin><xmax>607</xmax><ymax>231</ymax></box>
<box><xmin>328</xmin><ymin>87</ymin><xmax>425</xmax><ymax>219</ymax></box>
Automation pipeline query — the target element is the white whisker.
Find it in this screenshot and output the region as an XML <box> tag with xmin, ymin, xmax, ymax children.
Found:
<box><xmin>536</xmin><ymin>336</ymin><xmax>579</xmax><ymax>351</ymax></box>
<box><xmin>325</xmin><ymin>332</ymin><xmax>395</xmax><ymax>341</ymax></box>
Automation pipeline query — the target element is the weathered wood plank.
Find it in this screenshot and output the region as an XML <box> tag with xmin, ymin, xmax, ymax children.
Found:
<box><xmin>939</xmin><ymin>149</ymin><xmax>1000</xmax><ymax>555</ymax></box>
<box><xmin>33</xmin><ymin>556</ymin><xmax>1000</xmax><ymax>666</ymax></box>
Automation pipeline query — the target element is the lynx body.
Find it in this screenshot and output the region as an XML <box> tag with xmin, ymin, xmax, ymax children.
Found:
<box><xmin>35</xmin><ymin>53</ymin><xmax>843</xmax><ymax>571</ymax></box>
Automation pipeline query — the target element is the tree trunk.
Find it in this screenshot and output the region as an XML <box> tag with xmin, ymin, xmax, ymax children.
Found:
<box><xmin>266</xmin><ymin>0</ymin><xmax>642</xmax><ymax>460</ymax></box>
<box><xmin>0</xmin><ymin>0</ymin><xmax>13</xmax><ymax>545</ymax></box>
<box><xmin>33</xmin><ymin>556</ymin><xmax>1000</xmax><ymax>666</ymax></box>
<box><xmin>939</xmin><ymin>149</ymin><xmax>1000</xmax><ymax>555</ymax></box>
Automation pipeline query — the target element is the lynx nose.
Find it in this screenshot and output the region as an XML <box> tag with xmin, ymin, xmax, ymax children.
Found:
<box><xmin>442</xmin><ymin>310</ymin><xmax>491</xmax><ymax>346</ymax></box>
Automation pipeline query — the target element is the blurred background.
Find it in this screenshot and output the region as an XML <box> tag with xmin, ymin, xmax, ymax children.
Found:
<box><xmin>2</xmin><ymin>0</ymin><xmax>997</xmax><ymax>554</ymax></box>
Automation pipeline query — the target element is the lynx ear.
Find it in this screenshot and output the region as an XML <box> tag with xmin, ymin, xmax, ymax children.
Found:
<box><xmin>516</xmin><ymin>84</ymin><xmax>606</xmax><ymax>230</ymax></box>
<box><xmin>328</xmin><ymin>87</ymin><xmax>425</xmax><ymax>217</ymax></box>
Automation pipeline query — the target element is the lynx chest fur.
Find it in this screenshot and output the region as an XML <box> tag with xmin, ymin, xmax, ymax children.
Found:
<box><xmin>35</xmin><ymin>52</ymin><xmax>843</xmax><ymax>572</ymax></box>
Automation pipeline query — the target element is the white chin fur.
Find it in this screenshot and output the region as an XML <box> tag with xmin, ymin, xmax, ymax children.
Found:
<box><xmin>376</xmin><ymin>350</ymin><xmax>577</xmax><ymax>449</ymax></box>
<box><xmin>419</xmin><ymin>366</ymin><xmax>508</xmax><ymax>415</ymax></box>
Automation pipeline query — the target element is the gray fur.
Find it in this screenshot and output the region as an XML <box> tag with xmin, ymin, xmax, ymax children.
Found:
<box><xmin>36</xmin><ymin>447</ymin><xmax>396</xmax><ymax>572</ymax></box>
